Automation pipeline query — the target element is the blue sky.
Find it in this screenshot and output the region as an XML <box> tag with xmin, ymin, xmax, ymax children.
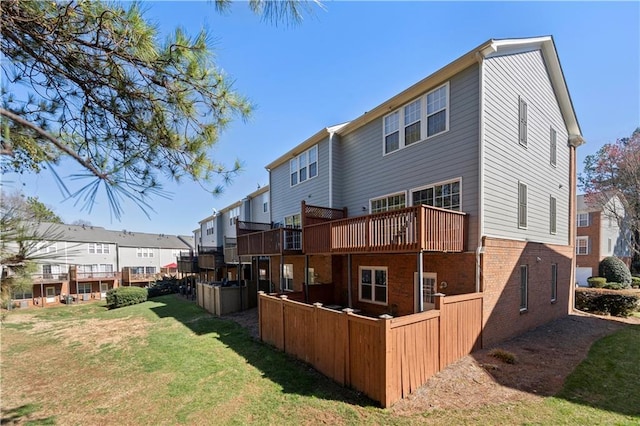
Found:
<box><xmin>4</xmin><ymin>1</ymin><xmax>639</xmax><ymax>236</ymax></box>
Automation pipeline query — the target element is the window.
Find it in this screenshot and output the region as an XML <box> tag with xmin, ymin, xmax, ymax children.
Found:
<box><xmin>415</xmin><ymin>272</ymin><xmax>437</xmax><ymax>307</ymax></box>
<box><xmin>550</xmin><ymin>128</ymin><xmax>557</xmax><ymax>166</ymax></box>
<box><xmin>79</xmin><ymin>264</ymin><xmax>98</xmax><ymax>274</ymax></box>
<box><xmin>13</xmin><ymin>288</ymin><xmax>33</xmax><ymax>299</ymax></box>
<box><xmin>290</xmin><ymin>145</ymin><xmax>318</xmax><ymax>186</ymax></box>
<box><xmin>136</xmin><ymin>248</ymin><xmax>154</xmax><ymax>258</ymax></box>
<box><xmin>520</xmin><ymin>265</ymin><xmax>528</xmax><ymax>312</ymax></box>
<box><xmin>307</xmin><ymin>267</ymin><xmax>315</xmax><ymax>285</ymax></box>
<box><xmin>78</xmin><ymin>283</ymin><xmax>92</xmax><ymax>294</ymax></box>
<box><xmin>412</xmin><ymin>179</ymin><xmax>461</xmax><ymax>211</ymax></box>
<box><xmin>518</xmin><ymin>182</ymin><xmax>528</xmax><ymax>229</ymax></box>
<box><xmin>171</xmin><ymin>250</ymin><xmax>181</xmax><ymax>258</ymax></box>
<box><xmin>518</xmin><ymin>97</ymin><xmax>528</xmax><ymax>147</ymax></box>
<box><xmin>284</xmin><ymin>214</ymin><xmax>301</xmax><ymax>250</ymax></box>
<box><xmin>383</xmin><ymin>82</ymin><xmax>449</xmax><ymax>155</ymax></box>
<box><xmin>39</xmin><ymin>242</ymin><xmax>57</xmax><ymax>254</ymax></box>
<box><xmin>229</xmin><ymin>206</ymin><xmax>240</xmax><ymax>226</ymax></box>
<box><xmin>206</xmin><ymin>220</ymin><xmax>214</xmax><ymax>236</ymax></box>
<box><xmin>576</xmin><ymin>236</ymin><xmax>589</xmax><ymax>255</ymax></box>
<box><xmin>263</xmin><ymin>193</ymin><xmax>269</xmax><ymax>213</ymax></box>
<box><xmin>259</xmin><ymin>268</ymin><xmax>267</xmax><ymax>280</ymax></box>
<box><xmin>145</xmin><ymin>267</ymin><xmax>156</xmax><ymax>274</ymax></box>
<box><xmin>100</xmin><ymin>264</ymin><xmax>114</xmax><ymax>273</ymax></box>
<box><xmin>551</xmin><ymin>264</ymin><xmax>558</xmax><ymax>303</ymax></box>
<box><xmin>549</xmin><ymin>196</ymin><xmax>557</xmax><ymax>234</ymax></box>
<box><xmin>370</xmin><ymin>192</ymin><xmax>406</xmax><ymax>214</ymax></box>
<box><xmin>282</xmin><ymin>264</ymin><xmax>293</xmax><ymax>291</ymax></box>
<box><xmin>426</xmin><ymin>84</ymin><xmax>448</xmax><ymax>137</ymax></box>
<box><xmin>42</xmin><ymin>264</ymin><xmax>62</xmax><ymax>279</ymax></box>
<box><xmin>404</xmin><ymin>99</ymin><xmax>421</xmax><ymax>145</ymax></box>
<box><xmin>359</xmin><ymin>266</ymin><xmax>387</xmax><ymax>304</ymax></box>
<box><xmin>577</xmin><ymin>213</ymin><xmax>589</xmax><ymax>227</ymax></box>
<box><xmin>88</xmin><ymin>243</ymin><xmax>109</xmax><ymax>254</ymax></box>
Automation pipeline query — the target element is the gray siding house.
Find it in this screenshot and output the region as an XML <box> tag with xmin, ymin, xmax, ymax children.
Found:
<box><xmin>239</xmin><ymin>36</ymin><xmax>584</xmax><ymax>347</ymax></box>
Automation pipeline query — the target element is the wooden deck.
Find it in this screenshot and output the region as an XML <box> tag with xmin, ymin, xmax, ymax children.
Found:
<box><xmin>237</xmin><ymin>227</ymin><xmax>303</xmax><ymax>256</ymax></box>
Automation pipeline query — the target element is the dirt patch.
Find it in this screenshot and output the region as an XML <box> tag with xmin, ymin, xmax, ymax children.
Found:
<box><xmin>224</xmin><ymin>308</ymin><xmax>640</xmax><ymax>414</ymax></box>
<box><xmin>393</xmin><ymin>311</ymin><xmax>639</xmax><ymax>414</ymax></box>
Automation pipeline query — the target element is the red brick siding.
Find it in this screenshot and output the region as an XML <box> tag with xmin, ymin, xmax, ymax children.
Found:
<box><xmin>481</xmin><ymin>237</ymin><xmax>572</xmax><ymax>347</ymax></box>
<box><xmin>576</xmin><ymin>212</ymin><xmax>601</xmax><ymax>273</ymax></box>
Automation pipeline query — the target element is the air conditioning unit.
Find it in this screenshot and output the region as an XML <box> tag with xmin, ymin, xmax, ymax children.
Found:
<box><xmin>82</xmin><ymin>294</ymin><xmax>90</xmax><ymax>301</ymax></box>
<box><xmin>20</xmin><ymin>301</ymin><xmax>28</xmax><ymax>309</ymax></box>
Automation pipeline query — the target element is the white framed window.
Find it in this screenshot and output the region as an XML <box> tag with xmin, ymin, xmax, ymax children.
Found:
<box><xmin>282</xmin><ymin>264</ymin><xmax>293</xmax><ymax>291</ymax></box>
<box><xmin>307</xmin><ymin>267</ymin><xmax>315</xmax><ymax>285</ymax></box>
<box><xmin>228</xmin><ymin>206</ymin><xmax>240</xmax><ymax>226</ymax></box>
<box><xmin>426</xmin><ymin>84</ymin><xmax>448</xmax><ymax>137</ymax></box>
<box><xmin>100</xmin><ymin>264</ymin><xmax>114</xmax><ymax>273</ymax></box>
<box><xmin>550</xmin><ymin>127</ymin><xmax>557</xmax><ymax>166</ymax></box>
<box><xmin>290</xmin><ymin>145</ymin><xmax>318</xmax><ymax>186</ymax></box>
<box><xmin>262</xmin><ymin>193</ymin><xmax>269</xmax><ymax>213</ymax></box>
<box><xmin>549</xmin><ymin>196</ymin><xmax>557</xmax><ymax>234</ymax></box>
<box><xmin>206</xmin><ymin>220</ymin><xmax>215</xmax><ymax>236</ymax></box>
<box><xmin>576</xmin><ymin>236</ymin><xmax>589</xmax><ymax>255</ymax></box>
<box><xmin>383</xmin><ymin>82</ymin><xmax>449</xmax><ymax>155</ymax></box>
<box><xmin>283</xmin><ymin>214</ymin><xmax>301</xmax><ymax>250</ymax></box>
<box><xmin>284</xmin><ymin>214</ymin><xmax>301</xmax><ymax>229</ymax></box>
<box><xmin>136</xmin><ymin>248</ymin><xmax>154</xmax><ymax>258</ymax></box>
<box><xmin>88</xmin><ymin>243</ymin><xmax>109</xmax><ymax>254</ymax></box>
<box><xmin>359</xmin><ymin>266</ymin><xmax>387</xmax><ymax>305</ymax></box>
<box><xmin>520</xmin><ymin>265</ymin><xmax>528</xmax><ymax>312</ymax></box>
<box><xmin>79</xmin><ymin>264</ymin><xmax>98</xmax><ymax>274</ymax></box>
<box><xmin>39</xmin><ymin>242</ymin><xmax>57</xmax><ymax>254</ymax></box>
<box><xmin>518</xmin><ymin>182</ymin><xmax>528</xmax><ymax>229</ymax></box>
<box><xmin>411</xmin><ymin>178</ymin><xmax>461</xmax><ymax>211</ymax></box>
<box><xmin>145</xmin><ymin>266</ymin><xmax>156</xmax><ymax>274</ymax></box>
<box><xmin>551</xmin><ymin>263</ymin><xmax>558</xmax><ymax>303</ymax></box>
<box><xmin>577</xmin><ymin>213</ymin><xmax>589</xmax><ymax>227</ymax></box>
<box><xmin>518</xmin><ymin>96</ymin><xmax>528</xmax><ymax>147</ymax></box>
<box><xmin>42</xmin><ymin>264</ymin><xmax>62</xmax><ymax>279</ymax></box>
<box><xmin>46</xmin><ymin>286</ymin><xmax>56</xmax><ymax>297</ymax></box>
<box><xmin>370</xmin><ymin>192</ymin><xmax>406</xmax><ymax>214</ymax></box>
<box><xmin>78</xmin><ymin>283</ymin><xmax>92</xmax><ymax>294</ymax></box>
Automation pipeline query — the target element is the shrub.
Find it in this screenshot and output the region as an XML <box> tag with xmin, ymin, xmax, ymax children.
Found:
<box><xmin>489</xmin><ymin>348</ymin><xmax>517</xmax><ymax>364</ymax></box>
<box><xmin>632</xmin><ymin>276</ymin><xmax>640</xmax><ymax>288</ymax></box>
<box><xmin>147</xmin><ymin>278</ymin><xmax>179</xmax><ymax>298</ymax></box>
<box><xmin>603</xmin><ymin>282</ymin><xmax>624</xmax><ymax>290</ymax></box>
<box><xmin>598</xmin><ymin>256</ymin><xmax>632</xmax><ymax>288</ymax></box>
<box><xmin>106</xmin><ymin>286</ymin><xmax>147</xmax><ymax>309</ymax></box>
<box><xmin>587</xmin><ymin>277</ymin><xmax>607</xmax><ymax>288</ymax></box>
<box><xmin>575</xmin><ymin>287</ymin><xmax>640</xmax><ymax>317</ymax></box>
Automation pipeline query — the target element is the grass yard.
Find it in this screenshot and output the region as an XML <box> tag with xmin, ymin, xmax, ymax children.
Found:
<box><xmin>1</xmin><ymin>295</ymin><xmax>639</xmax><ymax>425</ymax></box>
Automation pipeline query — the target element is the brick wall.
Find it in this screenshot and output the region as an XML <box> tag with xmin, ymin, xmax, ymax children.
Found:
<box><xmin>576</xmin><ymin>211</ymin><xmax>601</xmax><ymax>272</ymax></box>
<box><xmin>481</xmin><ymin>237</ymin><xmax>573</xmax><ymax>347</ymax></box>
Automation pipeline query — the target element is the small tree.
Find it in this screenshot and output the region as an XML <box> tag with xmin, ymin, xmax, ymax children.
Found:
<box><xmin>598</xmin><ymin>256</ymin><xmax>632</xmax><ymax>288</ymax></box>
<box><xmin>580</xmin><ymin>128</ymin><xmax>640</xmax><ymax>272</ymax></box>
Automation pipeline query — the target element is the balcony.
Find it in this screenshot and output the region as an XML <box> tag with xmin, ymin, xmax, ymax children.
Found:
<box><xmin>303</xmin><ymin>205</ymin><xmax>466</xmax><ymax>254</ymax></box>
<box><xmin>31</xmin><ymin>273</ymin><xmax>69</xmax><ymax>283</ymax></box>
<box><xmin>237</xmin><ymin>226</ymin><xmax>303</xmax><ymax>256</ymax></box>
<box><xmin>197</xmin><ymin>246</ymin><xmax>224</xmax><ymax>269</ymax></box>
<box><xmin>74</xmin><ymin>271</ymin><xmax>118</xmax><ymax>281</ymax></box>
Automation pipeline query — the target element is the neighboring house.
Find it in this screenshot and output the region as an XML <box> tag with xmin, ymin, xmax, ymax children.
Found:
<box><xmin>238</xmin><ymin>36</ymin><xmax>584</xmax><ymax>348</ymax></box>
<box><xmin>183</xmin><ymin>185</ymin><xmax>270</xmax><ymax>285</ymax></box>
<box><xmin>575</xmin><ymin>194</ymin><xmax>632</xmax><ymax>286</ymax></box>
<box><xmin>5</xmin><ymin>223</ymin><xmax>193</xmax><ymax>308</ymax></box>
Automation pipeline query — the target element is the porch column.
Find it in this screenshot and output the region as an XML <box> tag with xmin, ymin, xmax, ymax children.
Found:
<box><xmin>347</xmin><ymin>254</ymin><xmax>352</xmax><ymax>307</ymax></box>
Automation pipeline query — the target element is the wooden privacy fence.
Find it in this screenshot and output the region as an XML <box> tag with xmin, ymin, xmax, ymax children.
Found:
<box><xmin>197</xmin><ymin>282</ymin><xmax>253</xmax><ymax>316</ymax></box>
<box><xmin>258</xmin><ymin>291</ymin><xmax>483</xmax><ymax>407</ymax></box>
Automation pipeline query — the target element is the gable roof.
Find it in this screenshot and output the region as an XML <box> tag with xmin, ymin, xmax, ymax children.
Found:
<box><xmin>264</xmin><ymin>36</ymin><xmax>584</xmax><ymax>172</ymax></box>
<box><xmin>32</xmin><ymin>222</ymin><xmax>193</xmax><ymax>249</ymax></box>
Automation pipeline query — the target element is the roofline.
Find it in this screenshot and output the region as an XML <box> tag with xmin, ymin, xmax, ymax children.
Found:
<box><xmin>244</xmin><ymin>184</ymin><xmax>269</xmax><ymax>200</ymax></box>
<box><xmin>265</xmin><ymin>122</ymin><xmax>349</xmax><ymax>171</ymax></box>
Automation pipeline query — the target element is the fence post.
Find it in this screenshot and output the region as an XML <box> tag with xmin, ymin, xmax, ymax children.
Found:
<box><xmin>342</xmin><ymin>308</ymin><xmax>354</xmax><ymax>387</ymax></box>
<box><xmin>379</xmin><ymin>314</ymin><xmax>393</xmax><ymax>408</ymax></box>
<box><xmin>280</xmin><ymin>295</ymin><xmax>288</xmax><ymax>352</ymax></box>
<box><xmin>313</xmin><ymin>302</ymin><xmax>322</xmax><ymax>366</ymax></box>
<box><xmin>433</xmin><ymin>293</ymin><xmax>446</xmax><ymax>370</ymax></box>
<box><xmin>258</xmin><ymin>291</ymin><xmax>265</xmax><ymax>340</ymax></box>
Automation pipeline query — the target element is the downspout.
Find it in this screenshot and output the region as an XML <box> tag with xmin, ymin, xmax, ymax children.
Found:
<box><xmin>328</xmin><ymin>130</ymin><xmax>334</xmax><ymax>209</ymax></box>
<box><xmin>347</xmin><ymin>254</ymin><xmax>352</xmax><ymax>307</ymax></box>
<box><xmin>280</xmin><ymin>255</ymin><xmax>284</xmax><ymax>293</ymax></box>
<box><xmin>475</xmin><ymin>49</ymin><xmax>490</xmax><ymax>294</ymax></box>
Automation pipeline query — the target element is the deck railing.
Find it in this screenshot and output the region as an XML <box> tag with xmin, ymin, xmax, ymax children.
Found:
<box><xmin>237</xmin><ymin>228</ymin><xmax>303</xmax><ymax>256</ymax></box>
<box><xmin>304</xmin><ymin>205</ymin><xmax>466</xmax><ymax>254</ymax></box>
<box><xmin>31</xmin><ymin>273</ymin><xmax>70</xmax><ymax>282</ymax></box>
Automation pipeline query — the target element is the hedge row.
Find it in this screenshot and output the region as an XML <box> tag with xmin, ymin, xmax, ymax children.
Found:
<box><xmin>106</xmin><ymin>286</ymin><xmax>147</xmax><ymax>309</ymax></box>
<box><xmin>575</xmin><ymin>287</ymin><xmax>640</xmax><ymax>317</ymax></box>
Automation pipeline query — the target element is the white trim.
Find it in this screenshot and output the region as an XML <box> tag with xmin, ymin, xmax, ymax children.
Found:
<box><xmin>369</xmin><ymin>191</ymin><xmax>407</xmax><ymax>214</ymax></box>
<box><xmin>576</xmin><ymin>236</ymin><xmax>589</xmax><ymax>255</ymax></box>
<box><xmin>551</xmin><ymin>263</ymin><xmax>558</xmax><ymax>303</ymax></box>
<box><xmin>358</xmin><ymin>266</ymin><xmax>388</xmax><ymax>306</ymax></box>
<box><xmin>550</xmin><ymin>195</ymin><xmax>557</xmax><ymax>235</ymax></box>
<box><xmin>518</xmin><ymin>181</ymin><xmax>528</xmax><ymax>229</ymax></box>
<box><xmin>409</xmin><ymin>177</ymin><xmax>462</xmax><ymax>211</ymax></box>
<box><xmin>414</xmin><ymin>272</ymin><xmax>437</xmax><ymax>312</ymax></box>
<box><xmin>289</xmin><ymin>144</ymin><xmax>318</xmax><ymax>187</ymax></box>
<box><xmin>382</xmin><ymin>82</ymin><xmax>450</xmax><ymax>157</ymax></box>
<box><xmin>519</xmin><ymin>264</ymin><xmax>528</xmax><ymax>312</ymax></box>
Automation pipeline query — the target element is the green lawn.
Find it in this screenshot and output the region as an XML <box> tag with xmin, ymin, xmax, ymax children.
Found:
<box><xmin>2</xmin><ymin>296</ymin><xmax>639</xmax><ymax>425</ymax></box>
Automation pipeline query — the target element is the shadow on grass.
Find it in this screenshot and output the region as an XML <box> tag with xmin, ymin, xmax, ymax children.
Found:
<box><xmin>149</xmin><ymin>295</ymin><xmax>376</xmax><ymax>408</ymax></box>
<box><xmin>1</xmin><ymin>403</ymin><xmax>56</xmax><ymax>425</ymax></box>
<box><xmin>471</xmin><ymin>314</ymin><xmax>640</xmax><ymax>417</ymax></box>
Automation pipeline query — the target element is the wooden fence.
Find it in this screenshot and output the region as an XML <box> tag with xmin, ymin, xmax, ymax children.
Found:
<box><xmin>197</xmin><ymin>282</ymin><xmax>255</xmax><ymax>316</ymax></box>
<box><xmin>258</xmin><ymin>291</ymin><xmax>483</xmax><ymax>407</ymax></box>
